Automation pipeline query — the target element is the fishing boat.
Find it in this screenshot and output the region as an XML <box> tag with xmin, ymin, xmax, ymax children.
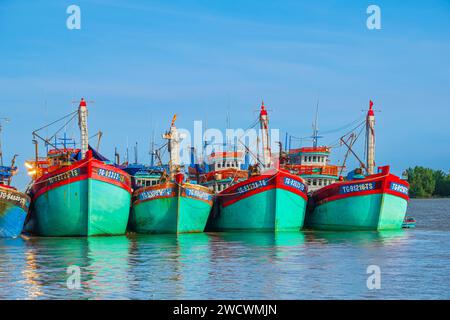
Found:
<box><xmin>207</xmin><ymin>102</ymin><xmax>308</xmax><ymax>232</ymax></box>
<box><xmin>306</xmin><ymin>100</ymin><xmax>409</xmax><ymax>230</ymax></box>
<box><xmin>130</xmin><ymin>115</ymin><xmax>213</xmax><ymax>234</ymax></box>
<box><xmin>25</xmin><ymin>98</ymin><xmax>132</xmax><ymax>236</ymax></box>
<box><xmin>402</xmin><ymin>216</ymin><xmax>416</xmax><ymax>228</ymax></box>
<box><xmin>0</xmin><ymin>121</ymin><xmax>30</xmax><ymax>238</ymax></box>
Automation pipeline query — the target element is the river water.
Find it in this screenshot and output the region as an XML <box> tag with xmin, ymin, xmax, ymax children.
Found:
<box><xmin>0</xmin><ymin>199</ymin><xmax>449</xmax><ymax>299</ymax></box>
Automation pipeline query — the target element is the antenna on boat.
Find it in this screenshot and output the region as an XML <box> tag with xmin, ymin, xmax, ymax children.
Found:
<box><xmin>226</xmin><ymin>95</ymin><xmax>231</xmax><ymax>150</ymax></box>
<box><xmin>134</xmin><ymin>142</ymin><xmax>138</xmax><ymax>164</ymax></box>
<box><xmin>150</xmin><ymin>129</ymin><xmax>155</xmax><ymax>167</ymax></box>
<box><xmin>311</xmin><ymin>99</ymin><xmax>323</xmax><ymax>148</ymax></box>
<box><xmin>115</xmin><ymin>147</ymin><xmax>120</xmax><ymax>165</ymax></box>
<box><xmin>0</xmin><ymin>117</ymin><xmax>10</xmax><ymax>167</ymax></box>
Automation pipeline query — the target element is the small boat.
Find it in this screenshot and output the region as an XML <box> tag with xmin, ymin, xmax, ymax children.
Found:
<box><xmin>129</xmin><ymin>115</ymin><xmax>214</xmax><ymax>234</ymax></box>
<box><xmin>25</xmin><ymin>98</ymin><xmax>132</xmax><ymax>236</ymax></box>
<box><xmin>206</xmin><ymin>102</ymin><xmax>308</xmax><ymax>232</ymax></box>
<box><xmin>0</xmin><ymin>146</ymin><xmax>30</xmax><ymax>238</ymax></box>
<box><xmin>306</xmin><ymin>100</ymin><xmax>409</xmax><ymax>231</ymax></box>
<box><xmin>402</xmin><ymin>216</ymin><xmax>416</xmax><ymax>228</ymax></box>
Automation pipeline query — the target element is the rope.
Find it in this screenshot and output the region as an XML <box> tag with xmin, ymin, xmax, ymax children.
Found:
<box><xmin>33</xmin><ymin>110</ymin><xmax>78</xmax><ymax>133</ymax></box>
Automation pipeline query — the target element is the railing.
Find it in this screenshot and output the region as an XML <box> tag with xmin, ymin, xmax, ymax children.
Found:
<box><xmin>289</xmin><ymin>146</ymin><xmax>330</xmax><ymax>154</ymax></box>
<box><xmin>285</xmin><ymin>164</ymin><xmax>339</xmax><ymax>176</ymax></box>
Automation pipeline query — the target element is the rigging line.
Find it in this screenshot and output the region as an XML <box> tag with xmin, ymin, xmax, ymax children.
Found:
<box><xmin>32</xmin><ymin>110</ymin><xmax>78</xmax><ymax>134</ymax></box>
<box><xmin>289</xmin><ymin>135</ymin><xmax>311</xmax><ymax>140</ymax></box>
<box><xmin>46</xmin><ymin>112</ymin><xmax>79</xmax><ymax>143</ymax></box>
<box><xmin>325</xmin><ymin>120</ymin><xmax>366</xmax><ymax>148</ymax></box>
<box><xmin>320</xmin><ymin>115</ymin><xmax>366</xmax><ymax>135</ymax></box>
<box><xmin>288</xmin><ymin>115</ymin><xmax>365</xmax><ymax>143</ymax></box>
<box><xmin>89</xmin><ymin>131</ymin><xmax>102</xmax><ymax>140</ymax></box>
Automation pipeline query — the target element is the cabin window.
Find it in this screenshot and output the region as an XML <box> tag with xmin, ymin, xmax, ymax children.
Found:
<box><xmin>312</xmin><ymin>179</ymin><xmax>317</xmax><ymax>186</ymax></box>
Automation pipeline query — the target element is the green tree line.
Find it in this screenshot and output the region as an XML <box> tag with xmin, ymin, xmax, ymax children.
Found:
<box><xmin>406</xmin><ymin>166</ymin><xmax>450</xmax><ymax>198</ymax></box>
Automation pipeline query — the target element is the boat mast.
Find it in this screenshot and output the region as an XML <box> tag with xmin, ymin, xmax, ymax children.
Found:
<box><xmin>259</xmin><ymin>100</ymin><xmax>272</xmax><ymax>168</ymax></box>
<box><xmin>0</xmin><ymin>117</ymin><xmax>10</xmax><ymax>167</ymax></box>
<box><xmin>366</xmin><ymin>100</ymin><xmax>376</xmax><ymax>175</ymax></box>
<box><xmin>163</xmin><ymin>114</ymin><xmax>182</xmax><ymax>179</ymax></box>
<box><xmin>78</xmin><ymin>98</ymin><xmax>89</xmax><ymax>159</ymax></box>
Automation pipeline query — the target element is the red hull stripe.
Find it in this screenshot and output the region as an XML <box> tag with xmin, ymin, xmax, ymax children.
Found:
<box><xmin>220</xmin><ymin>171</ymin><xmax>308</xmax><ymax>208</ymax></box>
<box><xmin>32</xmin><ymin>158</ymin><xmax>132</xmax><ymax>201</ymax></box>
<box><xmin>312</xmin><ymin>173</ymin><xmax>409</xmax><ymax>206</ymax></box>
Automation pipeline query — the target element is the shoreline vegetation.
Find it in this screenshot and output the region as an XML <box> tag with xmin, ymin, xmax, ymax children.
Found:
<box><xmin>407</xmin><ymin>166</ymin><xmax>450</xmax><ymax>198</ymax></box>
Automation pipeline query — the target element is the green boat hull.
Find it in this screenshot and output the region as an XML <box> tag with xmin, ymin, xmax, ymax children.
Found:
<box><xmin>131</xmin><ymin>186</ymin><xmax>213</xmax><ymax>234</ymax></box>
<box><xmin>306</xmin><ymin>193</ymin><xmax>408</xmax><ymax>231</ymax></box>
<box><xmin>32</xmin><ymin>179</ymin><xmax>131</xmax><ymax>236</ymax></box>
<box><xmin>211</xmin><ymin>188</ymin><xmax>307</xmax><ymax>232</ymax></box>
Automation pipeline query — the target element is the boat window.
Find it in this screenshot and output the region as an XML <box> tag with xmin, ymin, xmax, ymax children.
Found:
<box><xmin>312</xmin><ymin>180</ymin><xmax>317</xmax><ymax>186</ymax></box>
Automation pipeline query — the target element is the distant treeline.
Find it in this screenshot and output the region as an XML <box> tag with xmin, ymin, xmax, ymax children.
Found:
<box><xmin>407</xmin><ymin>166</ymin><xmax>450</xmax><ymax>198</ymax></box>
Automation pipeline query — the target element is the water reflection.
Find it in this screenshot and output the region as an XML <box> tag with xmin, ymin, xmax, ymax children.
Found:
<box><xmin>0</xmin><ymin>205</ymin><xmax>448</xmax><ymax>300</ymax></box>
<box><xmin>304</xmin><ymin>230</ymin><xmax>410</xmax><ymax>246</ymax></box>
<box><xmin>18</xmin><ymin>236</ymin><xmax>132</xmax><ymax>299</ymax></box>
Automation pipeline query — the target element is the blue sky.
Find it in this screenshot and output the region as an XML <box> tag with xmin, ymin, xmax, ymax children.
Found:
<box><xmin>0</xmin><ymin>0</ymin><xmax>449</xmax><ymax>188</ymax></box>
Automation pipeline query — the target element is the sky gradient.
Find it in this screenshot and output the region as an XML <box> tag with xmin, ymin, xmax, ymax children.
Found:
<box><xmin>0</xmin><ymin>0</ymin><xmax>449</xmax><ymax>188</ymax></box>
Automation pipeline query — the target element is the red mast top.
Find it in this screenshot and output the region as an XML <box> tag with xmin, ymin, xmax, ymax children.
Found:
<box><xmin>79</xmin><ymin>97</ymin><xmax>87</xmax><ymax>107</ymax></box>
<box><xmin>368</xmin><ymin>100</ymin><xmax>374</xmax><ymax>117</ymax></box>
<box><xmin>260</xmin><ymin>100</ymin><xmax>267</xmax><ymax>116</ymax></box>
